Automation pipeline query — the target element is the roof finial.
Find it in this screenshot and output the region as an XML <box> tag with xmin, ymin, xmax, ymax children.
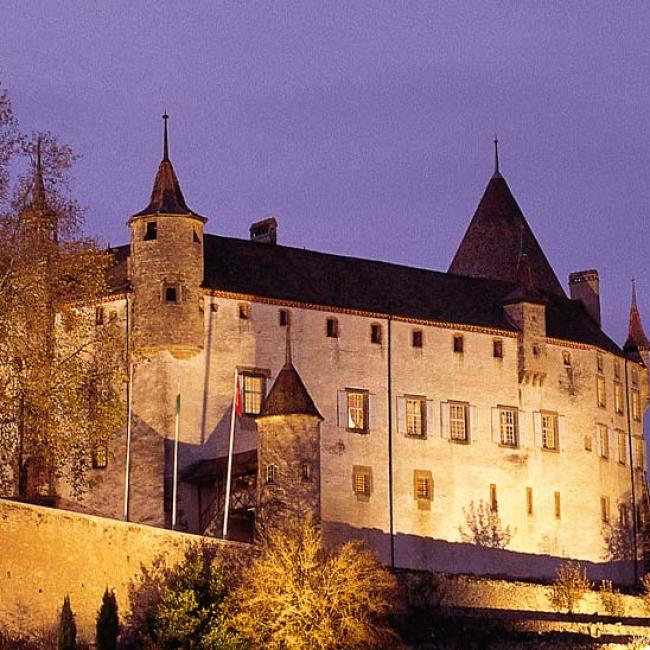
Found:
<box><xmin>493</xmin><ymin>135</ymin><xmax>502</xmax><ymax>178</ymax></box>
<box><xmin>285</xmin><ymin>322</ymin><xmax>293</xmax><ymax>366</ymax></box>
<box><xmin>162</xmin><ymin>111</ymin><xmax>170</xmax><ymax>161</ymax></box>
<box><xmin>632</xmin><ymin>277</ymin><xmax>638</xmax><ymax>309</ymax></box>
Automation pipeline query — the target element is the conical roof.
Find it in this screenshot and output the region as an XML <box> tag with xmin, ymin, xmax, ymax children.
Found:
<box><xmin>449</xmin><ymin>173</ymin><xmax>565</xmax><ymax>297</ymax></box>
<box><xmin>502</xmin><ymin>252</ymin><xmax>547</xmax><ymax>305</ymax></box>
<box><xmin>259</xmin><ymin>362</ymin><xmax>322</xmax><ymax>419</ymax></box>
<box><xmin>131</xmin><ymin>114</ymin><xmax>203</xmax><ymax>220</ymax></box>
<box><xmin>624</xmin><ymin>282</ymin><xmax>650</xmax><ymax>358</ymax></box>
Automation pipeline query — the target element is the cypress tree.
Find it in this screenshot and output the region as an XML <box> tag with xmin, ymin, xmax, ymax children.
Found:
<box><xmin>96</xmin><ymin>588</ymin><xmax>120</xmax><ymax>650</ymax></box>
<box><xmin>57</xmin><ymin>595</ymin><xmax>77</xmax><ymax>650</ymax></box>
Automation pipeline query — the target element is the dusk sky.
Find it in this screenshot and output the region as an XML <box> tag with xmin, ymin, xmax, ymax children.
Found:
<box><xmin>2</xmin><ymin>2</ymin><xmax>649</xmax><ymax>346</ymax></box>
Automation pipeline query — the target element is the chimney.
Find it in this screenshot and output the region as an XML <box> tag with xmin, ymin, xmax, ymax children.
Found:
<box><xmin>249</xmin><ymin>217</ymin><xmax>278</xmax><ymax>244</ymax></box>
<box><xmin>569</xmin><ymin>269</ymin><xmax>600</xmax><ymax>325</ymax></box>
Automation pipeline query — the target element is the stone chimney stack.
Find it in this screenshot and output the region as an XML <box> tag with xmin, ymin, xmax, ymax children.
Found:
<box><xmin>569</xmin><ymin>270</ymin><xmax>600</xmax><ymax>326</ymax></box>
<box><xmin>249</xmin><ymin>217</ymin><xmax>278</xmax><ymax>244</ymax></box>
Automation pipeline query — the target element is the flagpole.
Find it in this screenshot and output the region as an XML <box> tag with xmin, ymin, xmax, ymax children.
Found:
<box><xmin>223</xmin><ymin>368</ymin><xmax>238</xmax><ymax>539</ymax></box>
<box><xmin>172</xmin><ymin>377</ymin><xmax>181</xmax><ymax>531</ymax></box>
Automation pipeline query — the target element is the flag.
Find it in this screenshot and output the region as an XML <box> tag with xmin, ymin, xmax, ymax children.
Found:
<box><xmin>234</xmin><ymin>373</ymin><xmax>243</xmax><ymax>417</ymax></box>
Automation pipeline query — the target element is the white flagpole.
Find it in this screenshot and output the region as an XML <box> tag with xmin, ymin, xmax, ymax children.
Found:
<box><xmin>223</xmin><ymin>368</ymin><xmax>238</xmax><ymax>539</ymax></box>
<box><xmin>123</xmin><ymin>360</ymin><xmax>134</xmax><ymax>521</ymax></box>
<box><xmin>172</xmin><ymin>377</ymin><xmax>181</xmax><ymax>530</ymax></box>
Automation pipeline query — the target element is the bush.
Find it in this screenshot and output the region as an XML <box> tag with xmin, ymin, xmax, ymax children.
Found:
<box><xmin>548</xmin><ymin>561</ymin><xmax>591</xmax><ymax>614</ymax></box>
<box><xmin>57</xmin><ymin>596</ymin><xmax>77</xmax><ymax>650</ymax></box>
<box><xmin>228</xmin><ymin>517</ymin><xmax>399</xmax><ymax>649</ymax></box>
<box><xmin>641</xmin><ymin>573</ymin><xmax>650</xmax><ymax>613</ymax></box>
<box><xmin>124</xmin><ymin>542</ymin><xmax>241</xmax><ymax>649</ymax></box>
<box><xmin>599</xmin><ymin>579</ymin><xmax>625</xmax><ymax>617</ymax></box>
<box><xmin>96</xmin><ymin>588</ymin><xmax>119</xmax><ymax>650</ymax></box>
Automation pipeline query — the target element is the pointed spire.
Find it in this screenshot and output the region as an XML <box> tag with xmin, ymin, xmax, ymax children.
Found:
<box><xmin>162</xmin><ymin>111</ymin><xmax>170</xmax><ymax>161</ymax></box>
<box><xmin>625</xmin><ymin>279</ymin><xmax>650</xmax><ymax>355</ymax></box>
<box><xmin>32</xmin><ymin>137</ymin><xmax>47</xmax><ymax>209</ymax></box>
<box><xmin>493</xmin><ymin>136</ymin><xmax>502</xmax><ymax>179</ymax></box>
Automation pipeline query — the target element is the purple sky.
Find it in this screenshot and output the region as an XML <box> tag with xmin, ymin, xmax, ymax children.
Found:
<box><xmin>2</xmin><ymin>3</ymin><xmax>650</xmax><ymax>346</ymax></box>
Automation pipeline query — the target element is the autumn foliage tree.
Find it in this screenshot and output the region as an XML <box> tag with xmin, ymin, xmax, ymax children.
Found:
<box><xmin>228</xmin><ymin>517</ymin><xmax>399</xmax><ymax>650</ymax></box>
<box><xmin>0</xmin><ymin>80</ymin><xmax>123</xmax><ymax>498</ymax></box>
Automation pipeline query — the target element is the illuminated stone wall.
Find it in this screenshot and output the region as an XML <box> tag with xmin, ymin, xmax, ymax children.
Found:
<box><xmin>0</xmin><ymin>499</ymin><xmax>237</xmax><ymax>641</ymax></box>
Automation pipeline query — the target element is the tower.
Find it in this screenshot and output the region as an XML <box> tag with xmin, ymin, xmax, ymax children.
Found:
<box><xmin>624</xmin><ymin>281</ymin><xmax>650</xmax><ymax>367</ymax></box>
<box><xmin>255</xmin><ymin>330</ymin><xmax>323</xmax><ymax>533</ymax></box>
<box><xmin>128</xmin><ymin>114</ymin><xmax>207</xmax><ymax>359</ymax></box>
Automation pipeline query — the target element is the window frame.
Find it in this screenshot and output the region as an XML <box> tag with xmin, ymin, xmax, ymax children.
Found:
<box><xmin>266</xmin><ymin>463</ymin><xmax>277</xmax><ymax>484</ymax></box>
<box><xmin>554</xmin><ymin>491</ymin><xmax>561</xmax><ymax>519</ymax></box>
<box><xmin>346</xmin><ymin>389</ymin><xmax>369</xmax><ymax>434</ymax></box>
<box><xmin>493</xmin><ymin>339</ymin><xmax>503</xmax><ymax>359</ymax></box>
<box><xmin>449</xmin><ymin>401</ymin><xmax>469</xmax><ymax>443</ymax></box>
<box><xmin>92</xmin><ymin>443</ymin><xmax>108</xmax><ymax>470</ymax></box>
<box><xmin>413</xmin><ymin>470</ymin><xmax>434</xmax><ymax>509</ymax></box>
<box><xmin>614</xmin><ymin>381</ymin><xmax>624</xmax><ymax>415</ymax></box>
<box><xmin>596</xmin><ymin>375</ymin><xmax>606</xmax><ymax>408</ymax></box>
<box><xmin>498</xmin><ymin>406</ymin><xmax>519</xmax><ymax>448</ymax></box>
<box><xmin>144</xmin><ymin>220</ymin><xmax>157</xmax><ymax>241</ymax></box>
<box><xmin>412</xmin><ymin>329</ymin><xmax>423</xmax><ymax>348</ymax></box>
<box><xmin>326</xmin><ymin>317</ymin><xmax>339</xmax><ymax>338</ymax></box>
<box><xmin>617</xmin><ymin>430</ymin><xmax>627</xmax><ymax>465</ymax></box>
<box><xmin>540</xmin><ymin>411</ymin><xmax>559</xmax><ymax>451</ymax></box>
<box><xmin>453</xmin><ymin>334</ymin><xmax>464</xmax><ymax>354</ymax></box>
<box><xmin>279</xmin><ymin>309</ymin><xmax>289</xmax><ymax>327</ymax></box>
<box><xmin>601</xmin><ymin>495</ymin><xmax>611</xmax><ymax>524</ymax></box>
<box><xmin>405</xmin><ymin>395</ymin><xmax>426</xmax><ymax>437</ymax></box>
<box><xmin>352</xmin><ymin>465</ymin><xmax>372</xmax><ymax>501</ymax></box>
<box><xmin>632</xmin><ymin>388</ymin><xmax>641</xmax><ymax>421</ymax></box>
<box><xmin>370</xmin><ymin>323</ymin><xmax>382</xmax><ymax>345</ymax></box>
<box><xmin>240</xmin><ymin>372</ymin><xmax>266</xmax><ymax>416</ymax></box>
<box><xmin>598</xmin><ymin>423</ymin><xmax>609</xmax><ymax>460</ymax></box>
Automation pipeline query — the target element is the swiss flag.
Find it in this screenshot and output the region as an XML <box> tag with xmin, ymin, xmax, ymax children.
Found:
<box><xmin>234</xmin><ymin>373</ymin><xmax>243</xmax><ymax>417</ymax></box>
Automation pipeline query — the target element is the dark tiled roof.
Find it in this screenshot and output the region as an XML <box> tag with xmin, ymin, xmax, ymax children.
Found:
<box><xmin>260</xmin><ymin>362</ymin><xmax>322</xmax><ymax>419</ymax></box>
<box><xmin>131</xmin><ymin>158</ymin><xmax>201</xmax><ymax>218</ymax></box>
<box><xmin>106</xmin><ymin>234</ymin><xmax>623</xmax><ymax>356</ymax></box>
<box><xmin>624</xmin><ymin>283</ymin><xmax>650</xmax><ymax>357</ymax></box>
<box><xmin>448</xmin><ymin>175</ymin><xmax>566</xmax><ymax>297</ymax></box>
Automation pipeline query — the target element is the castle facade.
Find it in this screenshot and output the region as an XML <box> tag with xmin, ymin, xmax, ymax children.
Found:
<box><xmin>67</xmin><ymin>123</ymin><xmax>650</xmax><ymax>582</ymax></box>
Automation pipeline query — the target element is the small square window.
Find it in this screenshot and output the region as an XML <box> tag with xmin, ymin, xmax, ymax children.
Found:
<box><xmin>144</xmin><ymin>221</ymin><xmax>157</xmax><ymax>240</ymax></box>
<box><xmin>493</xmin><ymin>339</ymin><xmax>503</xmax><ymax>359</ymax></box>
<box><xmin>266</xmin><ymin>464</ymin><xmax>277</xmax><ymax>484</ymax></box>
<box><xmin>414</xmin><ymin>473</ymin><xmax>433</xmax><ymax>501</ymax></box>
<box><xmin>279</xmin><ymin>309</ymin><xmax>289</xmax><ymax>327</ymax></box>
<box><xmin>453</xmin><ymin>335</ymin><xmax>464</xmax><ymax>353</ymax></box>
<box><xmin>326</xmin><ymin>318</ymin><xmax>339</xmax><ymax>338</ymax></box>
<box><xmin>352</xmin><ymin>466</ymin><xmax>371</xmax><ymax>499</ymax></box>
<box><xmin>412</xmin><ymin>330</ymin><xmax>423</xmax><ymax>348</ymax></box>
<box><xmin>92</xmin><ymin>443</ymin><xmax>108</xmax><ymax>469</ymax></box>
<box><xmin>239</xmin><ymin>304</ymin><xmax>250</xmax><ymax>320</ymax></box>
<box><xmin>301</xmin><ymin>461</ymin><xmax>312</xmax><ymax>482</ymax></box>
<box><xmin>370</xmin><ymin>324</ymin><xmax>382</xmax><ymax>345</ymax></box>
<box><xmin>165</xmin><ymin>286</ymin><xmax>178</xmax><ymax>303</ymax></box>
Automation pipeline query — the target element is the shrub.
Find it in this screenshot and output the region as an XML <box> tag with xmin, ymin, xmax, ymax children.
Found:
<box><xmin>57</xmin><ymin>595</ymin><xmax>77</xmax><ymax>650</ymax></box>
<box><xmin>96</xmin><ymin>588</ymin><xmax>119</xmax><ymax>650</ymax></box>
<box><xmin>641</xmin><ymin>573</ymin><xmax>650</xmax><ymax>613</ymax></box>
<box><xmin>599</xmin><ymin>579</ymin><xmax>625</xmax><ymax>617</ymax></box>
<box><xmin>228</xmin><ymin>517</ymin><xmax>399</xmax><ymax>649</ymax></box>
<box><xmin>548</xmin><ymin>561</ymin><xmax>591</xmax><ymax>614</ymax></box>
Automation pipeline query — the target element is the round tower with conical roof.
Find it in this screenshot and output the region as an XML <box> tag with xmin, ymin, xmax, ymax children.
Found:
<box><xmin>128</xmin><ymin>115</ymin><xmax>206</xmax><ymax>358</ymax></box>
<box><xmin>255</xmin><ymin>329</ymin><xmax>323</xmax><ymax>533</ymax></box>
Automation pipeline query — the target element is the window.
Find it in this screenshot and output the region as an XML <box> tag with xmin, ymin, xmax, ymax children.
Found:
<box><xmin>632</xmin><ymin>389</ymin><xmax>641</xmax><ymax>421</ymax></box>
<box><xmin>450</xmin><ymin>402</ymin><xmax>469</xmax><ymax>442</ymax></box>
<box><xmin>453</xmin><ymin>334</ymin><xmax>464</xmax><ymax>353</ymax></box>
<box><xmin>489</xmin><ymin>484</ymin><xmax>498</xmax><ymax>512</ymax></box>
<box><xmin>412</xmin><ymin>329</ymin><xmax>423</xmax><ymax>348</ymax></box>
<box><xmin>406</xmin><ymin>397</ymin><xmax>426</xmax><ymax>436</ymax></box>
<box><xmin>241</xmin><ymin>373</ymin><xmax>265</xmax><ymax>415</ymax></box>
<box><xmin>92</xmin><ymin>443</ymin><xmax>108</xmax><ymax>469</ymax></box>
<box><xmin>144</xmin><ymin>221</ymin><xmax>157</xmax><ymax>240</ymax></box>
<box><xmin>526</xmin><ymin>487</ymin><xmax>533</xmax><ymax>516</ymax></box>
<box><xmin>601</xmin><ymin>496</ymin><xmax>611</xmax><ymax>524</ymax></box>
<box><xmin>95</xmin><ymin>306</ymin><xmax>104</xmax><ymax>326</ymax></box>
<box><xmin>279</xmin><ymin>309</ymin><xmax>289</xmax><ymax>327</ymax></box>
<box><xmin>266</xmin><ymin>464</ymin><xmax>277</xmax><ymax>484</ymax></box>
<box><xmin>352</xmin><ymin>466</ymin><xmax>371</xmax><ymax>499</ymax></box>
<box><xmin>563</xmin><ymin>351</ymin><xmax>571</xmax><ymax>367</ymax></box>
<box><xmin>541</xmin><ymin>412</ymin><xmax>558</xmax><ymax>450</ymax></box>
<box><xmin>493</xmin><ymin>339</ymin><xmax>503</xmax><ymax>359</ymax></box>
<box><xmin>584</xmin><ymin>435</ymin><xmax>593</xmax><ymax>452</ymax></box>
<box><xmin>597</xmin><ymin>376</ymin><xmax>606</xmax><ymax>408</ymax></box>
<box><xmin>165</xmin><ymin>286</ymin><xmax>178</xmax><ymax>303</ymax></box>
<box><xmin>301</xmin><ymin>461</ymin><xmax>312</xmax><ymax>482</ymax></box>
<box><xmin>597</xmin><ymin>353</ymin><xmax>604</xmax><ymax>372</ymax></box>
<box><xmin>370</xmin><ymin>323</ymin><xmax>382</xmax><ymax>345</ymax></box>
<box><xmin>598</xmin><ymin>424</ymin><xmax>609</xmax><ymax>459</ymax></box>
<box><xmin>346</xmin><ymin>390</ymin><xmax>368</xmax><ymax>432</ymax></box>
<box><xmin>614</xmin><ymin>382</ymin><xmax>624</xmax><ymax>415</ymax></box>
<box><xmin>635</xmin><ymin>437</ymin><xmax>644</xmax><ymax>470</ymax></box>
<box><xmin>239</xmin><ymin>304</ymin><xmax>250</xmax><ymax>320</ymax></box>
<box><xmin>413</xmin><ymin>471</ymin><xmax>433</xmax><ymax>505</ymax></box>
<box><xmin>632</xmin><ymin>367</ymin><xmax>639</xmax><ymax>386</ymax></box>
<box><xmin>326</xmin><ymin>318</ymin><xmax>339</xmax><ymax>338</ymax></box>
<box><xmin>617</xmin><ymin>430</ymin><xmax>627</xmax><ymax>465</ymax></box>
<box><xmin>614</xmin><ymin>360</ymin><xmax>621</xmax><ymax>380</ymax></box>
<box><xmin>499</xmin><ymin>407</ymin><xmax>518</xmax><ymax>447</ymax></box>
<box><xmin>554</xmin><ymin>492</ymin><xmax>561</xmax><ymax>519</ymax></box>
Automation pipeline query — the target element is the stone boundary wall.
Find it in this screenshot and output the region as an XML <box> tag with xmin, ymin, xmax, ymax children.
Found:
<box><xmin>0</xmin><ymin>499</ymin><xmax>242</xmax><ymax>641</ymax></box>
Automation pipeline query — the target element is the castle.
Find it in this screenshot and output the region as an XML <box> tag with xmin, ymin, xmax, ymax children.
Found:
<box><xmin>59</xmin><ymin>120</ymin><xmax>650</xmax><ymax>582</ymax></box>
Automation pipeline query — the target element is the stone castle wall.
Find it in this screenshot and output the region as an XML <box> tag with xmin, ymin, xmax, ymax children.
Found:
<box><xmin>0</xmin><ymin>499</ymin><xmax>240</xmax><ymax>641</ymax></box>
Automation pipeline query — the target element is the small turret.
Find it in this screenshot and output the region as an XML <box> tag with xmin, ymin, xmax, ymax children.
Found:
<box><xmin>502</xmin><ymin>242</ymin><xmax>548</xmax><ymax>386</ymax></box>
<box><xmin>128</xmin><ymin>114</ymin><xmax>206</xmax><ymax>359</ymax></box>
<box><xmin>624</xmin><ymin>281</ymin><xmax>650</xmax><ymax>365</ymax></box>
<box><xmin>255</xmin><ymin>328</ymin><xmax>322</xmax><ymax>532</ymax></box>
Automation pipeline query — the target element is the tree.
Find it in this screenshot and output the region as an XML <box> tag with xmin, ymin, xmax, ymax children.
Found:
<box><xmin>459</xmin><ymin>499</ymin><xmax>513</xmax><ymax>549</ymax></box>
<box><xmin>0</xmin><ymin>81</ymin><xmax>123</xmax><ymax>499</ymax></box>
<box><xmin>124</xmin><ymin>543</ymin><xmax>241</xmax><ymax>649</ymax></box>
<box><xmin>57</xmin><ymin>595</ymin><xmax>77</xmax><ymax>650</ymax></box>
<box><xmin>548</xmin><ymin>561</ymin><xmax>591</xmax><ymax>614</ymax></box>
<box><xmin>96</xmin><ymin>588</ymin><xmax>119</xmax><ymax>650</ymax></box>
<box><xmin>228</xmin><ymin>518</ymin><xmax>399</xmax><ymax>650</ymax></box>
